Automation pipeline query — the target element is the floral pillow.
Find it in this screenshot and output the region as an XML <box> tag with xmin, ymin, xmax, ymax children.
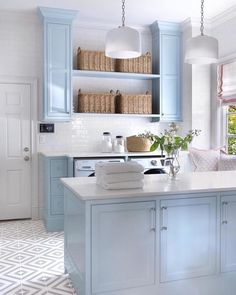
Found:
<box><xmin>189</xmin><ymin>148</ymin><xmax>221</xmax><ymax>172</ymax></box>
<box><xmin>218</xmin><ymin>151</ymin><xmax>236</xmax><ymax>171</ymax></box>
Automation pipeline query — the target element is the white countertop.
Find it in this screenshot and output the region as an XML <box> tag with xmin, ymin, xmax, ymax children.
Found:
<box><xmin>61</xmin><ymin>171</ymin><xmax>236</xmax><ymax>201</ymax></box>
<box><xmin>39</xmin><ymin>151</ymin><xmax>164</xmax><ymax>158</ymax></box>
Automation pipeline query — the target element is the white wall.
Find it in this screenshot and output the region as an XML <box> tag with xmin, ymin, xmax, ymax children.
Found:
<box><xmin>212</xmin><ymin>17</ymin><xmax>236</xmax><ymax>58</ymax></box>
<box><xmin>181</xmin><ymin>23</ymin><xmax>212</xmax><ymax>149</ymax></box>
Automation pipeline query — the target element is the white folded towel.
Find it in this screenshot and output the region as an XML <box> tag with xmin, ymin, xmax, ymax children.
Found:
<box><xmin>99</xmin><ymin>180</ymin><xmax>144</xmax><ymax>190</ymax></box>
<box><xmin>96</xmin><ymin>172</ymin><xmax>144</xmax><ymax>184</ymax></box>
<box><xmin>95</xmin><ymin>162</ymin><xmax>144</xmax><ymax>175</ymax></box>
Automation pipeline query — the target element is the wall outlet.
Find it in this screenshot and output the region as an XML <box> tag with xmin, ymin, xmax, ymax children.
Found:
<box><xmin>39</xmin><ymin>134</ymin><xmax>46</xmax><ymax>144</ymax></box>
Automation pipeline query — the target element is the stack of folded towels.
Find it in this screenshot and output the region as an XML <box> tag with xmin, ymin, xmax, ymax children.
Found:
<box><xmin>95</xmin><ymin>161</ymin><xmax>144</xmax><ymax>190</ymax></box>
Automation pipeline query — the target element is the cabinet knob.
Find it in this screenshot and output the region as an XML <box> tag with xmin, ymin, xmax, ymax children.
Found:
<box><xmin>161</xmin><ymin>113</ymin><xmax>164</xmax><ymax>116</ymax></box>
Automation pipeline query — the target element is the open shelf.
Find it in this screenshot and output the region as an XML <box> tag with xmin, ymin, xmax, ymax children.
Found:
<box><xmin>72</xmin><ymin>112</ymin><xmax>160</xmax><ymax>119</ymax></box>
<box><xmin>73</xmin><ymin>70</ymin><xmax>160</xmax><ymax>80</ymax></box>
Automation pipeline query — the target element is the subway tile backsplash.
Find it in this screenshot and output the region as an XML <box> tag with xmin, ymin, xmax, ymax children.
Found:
<box><xmin>38</xmin><ymin>116</ymin><xmax>172</xmax><ymax>153</ymax></box>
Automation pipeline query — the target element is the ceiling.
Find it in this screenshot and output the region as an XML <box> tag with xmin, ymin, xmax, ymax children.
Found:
<box><xmin>1</xmin><ymin>0</ymin><xmax>236</xmax><ymax>25</ymax></box>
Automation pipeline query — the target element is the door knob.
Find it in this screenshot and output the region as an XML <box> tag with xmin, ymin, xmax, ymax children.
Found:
<box><xmin>24</xmin><ymin>147</ymin><xmax>29</xmax><ymax>152</ymax></box>
<box><xmin>24</xmin><ymin>156</ymin><xmax>30</xmax><ymax>161</ymax></box>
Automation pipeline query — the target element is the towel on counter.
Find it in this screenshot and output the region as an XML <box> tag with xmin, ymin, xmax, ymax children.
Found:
<box><xmin>95</xmin><ymin>161</ymin><xmax>144</xmax><ymax>175</ymax></box>
<box><xmin>100</xmin><ymin>180</ymin><xmax>144</xmax><ymax>190</ymax></box>
<box><xmin>96</xmin><ymin>172</ymin><xmax>144</xmax><ymax>184</ymax></box>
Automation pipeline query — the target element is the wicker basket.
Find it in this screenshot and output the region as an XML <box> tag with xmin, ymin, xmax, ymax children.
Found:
<box><xmin>77</xmin><ymin>47</ymin><xmax>115</xmax><ymax>72</ymax></box>
<box><xmin>116</xmin><ymin>91</ymin><xmax>152</xmax><ymax>114</ymax></box>
<box><xmin>74</xmin><ymin>89</ymin><xmax>116</xmax><ymax>113</ymax></box>
<box><xmin>126</xmin><ymin>136</ymin><xmax>152</xmax><ymax>152</ymax></box>
<box><xmin>116</xmin><ymin>52</ymin><xmax>152</xmax><ymax>74</ymax></box>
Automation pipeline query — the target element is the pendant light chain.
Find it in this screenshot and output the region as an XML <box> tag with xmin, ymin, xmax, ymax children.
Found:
<box><xmin>200</xmin><ymin>0</ymin><xmax>204</xmax><ymax>36</ymax></box>
<box><xmin>122</xmin><ymin>0</ymin><xmax>125</xmax><ymax>27</ymax></box>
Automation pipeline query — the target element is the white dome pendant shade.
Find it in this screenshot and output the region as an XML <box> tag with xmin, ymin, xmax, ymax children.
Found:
<box><xmin>185</xmin><ymin>35</ymin><xmax>218</xmax><ymax>64</ymax></box>
<box><xmin>184</xmin><ymin>0</ymin><xmax>218</xmax><ymax>65</ymax></box>
<box><xmin>105</xmin><ymin>0</ymin><xmax>141</xmax><ymax>59</ymax></box>
<box><xmin>105</xmin><ymin>26</ymin><xmax>141</xmax><ymax>59</ymax></box>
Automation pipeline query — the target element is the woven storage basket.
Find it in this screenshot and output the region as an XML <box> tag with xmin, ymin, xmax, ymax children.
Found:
<box><xmin>116</xmin><ymin>52</ymin><xmax>152</xmax><ymax>74</ymax></box>
<box><xmin>126</xmin><ymin>136</ymin><xmax>152</xmax><ymax>152</ymax></box>
<box><xmin>116</xmin><ymin>91</ymin><xmax>152</xmax><ymax>114</ymax></box>
<box><xmin>77</xmin><ymin>47</ymin><xmax>115</xmax><ymax>72</ymax></box>
<box><xmin>74</xmin><ymin>89</ymin><xmax>116</xmax><ymax>113</ymax></box>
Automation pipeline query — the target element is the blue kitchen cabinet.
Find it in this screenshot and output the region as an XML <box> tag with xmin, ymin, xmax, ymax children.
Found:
<box><xmin>40</xmin><ymin>155</ymin><xmax>68</xmax><ymax>231</ymax></box>
<box><xmin>150</xmin><ymin>21</ymin><xmax>182</xmax><ymax>122</ymax></box>
<box><xmin>38</xmin><ymin>7</ymin><xmax>77</xmax><ymax>121</ymax></box>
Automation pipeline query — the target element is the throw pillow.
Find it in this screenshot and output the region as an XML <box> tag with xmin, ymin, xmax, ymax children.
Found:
<box><xmin>189</xmin><ymin>148</ymin><xmax>220</xmax><ymax>172</ymax></box>
<box><xmin>219</xmin><ymin>151</ymin><xmax>236</xmax><ymax>171</ymax></box>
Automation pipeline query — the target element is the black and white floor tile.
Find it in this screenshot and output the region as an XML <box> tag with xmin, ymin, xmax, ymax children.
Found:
<box><xmin>0</xmin><ymin>220</ymin><xmax>76</xmax><ymax>294</ymax></box>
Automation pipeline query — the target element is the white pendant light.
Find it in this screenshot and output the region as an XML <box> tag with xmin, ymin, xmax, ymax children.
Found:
<box><xmin>105</xmin><ymin>0</ymin><xmax>141</xmax><ymax>59</ymax></box>
<box><xmin>185</xmin><ymin>0</ymin><xmax>218</xmax><ymax>64</ymax></box>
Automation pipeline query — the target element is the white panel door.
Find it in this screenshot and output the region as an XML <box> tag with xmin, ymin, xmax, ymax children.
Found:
<box><xmin>160</xmin><ymin>196</ymin><xmax>217</xmax><ymax>282</ymax></box>
<box><xmin>0</xmin><ymin>83</ymin><xmax>31</xmax><ymax>220</ymax></box>
<box><xmin>91</xmin><ymin>201</ymin><xmax>156</xmax><ymax>293</ymax></box>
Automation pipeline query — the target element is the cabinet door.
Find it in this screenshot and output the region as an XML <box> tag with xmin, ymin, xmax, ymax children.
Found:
<box><xmin>38</xmin><ymin>7</ymin><xmax>76</xmax><ymax>121</ymax></box>
<box><xmin>160</xmin><ymin>32</ymin><xmax>181</xmax><ymax>122</ymax></box>
<box><xmin>221</xmin><ymin>195</ymin><xmax>236</xmax><ymax>272</ymax></box>
<box><xmin>160</xmin><ymin>196</ymin><xmax>217</xmax><ymax>282</ymax></box>
<box><xmin>91</xmin><ymin>201</ymin><xmax>156</xmax><ymax>293</ymax></box>
<box><xmin>45</xmin><ymin>23</ymin><xmax>71</xmax><ymax>120</ymax></box>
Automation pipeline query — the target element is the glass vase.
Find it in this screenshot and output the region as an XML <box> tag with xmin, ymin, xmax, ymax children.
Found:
<box><xmin>165</xmin><ymin>150</ymin><xmax>180</xmax><ymax>180</ymax></box>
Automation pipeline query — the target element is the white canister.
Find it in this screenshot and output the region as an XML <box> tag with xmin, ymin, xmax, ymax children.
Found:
<box><xmin>113</xmin><ymin>135</ymin><xmax>125</xmax><ymax>153</ymax></box>
<box><xmin>101</xmin><ymin>132</ymin><xmax>112</xmax><ymax>153</ymax></box>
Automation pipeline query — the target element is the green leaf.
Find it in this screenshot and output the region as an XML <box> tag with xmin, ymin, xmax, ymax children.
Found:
<box><xmin>150</xmin><ymin>141</ymin><xmax>159</xmax><ymax>152</ymax></box>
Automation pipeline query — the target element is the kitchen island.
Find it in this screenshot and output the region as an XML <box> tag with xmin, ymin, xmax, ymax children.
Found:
<box><xmin>61</xmin><ymin>171</ymin><xmax>236</xmax><ymax>295</ymax></box>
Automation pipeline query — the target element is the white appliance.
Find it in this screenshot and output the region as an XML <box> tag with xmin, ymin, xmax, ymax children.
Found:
<box><xmin>74</xmin><ymin>158</ymin><xmax>125</xmax><ymax>177</ymax></box>
<box><xmin>129</xmin><ymin>157</ymin><xmax>166</xmax><ymax>174</ymax></box>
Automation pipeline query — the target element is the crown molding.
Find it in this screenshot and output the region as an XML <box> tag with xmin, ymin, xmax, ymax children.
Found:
<box><xmin>181</xmin><ymin>6</ymin><xmax>236</xmax><ymax>32</ymax></box>
<box><xmin>211</xmin><ymin>5</ymin><xmax>236</xmax><ymax>28</ymax></box>
<box><xmin>181</xmin><ymin>17</ymin><xmax>212</xmax><ymax>32</ymax></box>
<box><xmin>73</xmin><ymin>19</ymin><xmax>151</xmax><ymax>34</ymax></box>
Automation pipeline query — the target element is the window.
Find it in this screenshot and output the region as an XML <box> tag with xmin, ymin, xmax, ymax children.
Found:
<box><xmin>218</xmin><ymin>60</ymin><xmax>236</xmax><ymax>154</ymax></box>
<box><xmin>226</xmin><ymin>106</ymin><xmax>236</xmax><ymax>154</ymax></box>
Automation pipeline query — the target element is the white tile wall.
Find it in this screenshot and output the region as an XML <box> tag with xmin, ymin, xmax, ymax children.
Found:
<box><xmin>38</xmin><ymin>116</ymin><xmax>170</xmax><ymax>153</ymax></box>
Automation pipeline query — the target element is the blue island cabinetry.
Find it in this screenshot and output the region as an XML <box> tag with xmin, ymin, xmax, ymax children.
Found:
<box><xmin>62</xmin><ymin>173</ymin><xmax>236</xmax><ymax>295</ymax></box>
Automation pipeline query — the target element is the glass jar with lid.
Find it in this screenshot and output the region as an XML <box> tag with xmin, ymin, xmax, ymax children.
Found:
<box><xmin>113</xmin><ymin>135</ymin><xmax>125</xmax><ymax>153</ymax></box>
<box><xmin>101</xmin><ymin>132</ymin><xmax>112</xmax><ymax>153</ymax></box>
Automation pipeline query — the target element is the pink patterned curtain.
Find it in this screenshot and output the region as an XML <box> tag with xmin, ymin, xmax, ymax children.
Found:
<box><xmin>218</xmin><ymin>60</ymin><xmax>236</xmax><ymax>105</ymax></box>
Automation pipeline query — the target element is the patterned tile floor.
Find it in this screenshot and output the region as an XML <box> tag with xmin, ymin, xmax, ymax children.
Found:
<box><xmin>0</xmin><ymin>219</ymin><xmax>76</xmax><ymax>294</ymax></box>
